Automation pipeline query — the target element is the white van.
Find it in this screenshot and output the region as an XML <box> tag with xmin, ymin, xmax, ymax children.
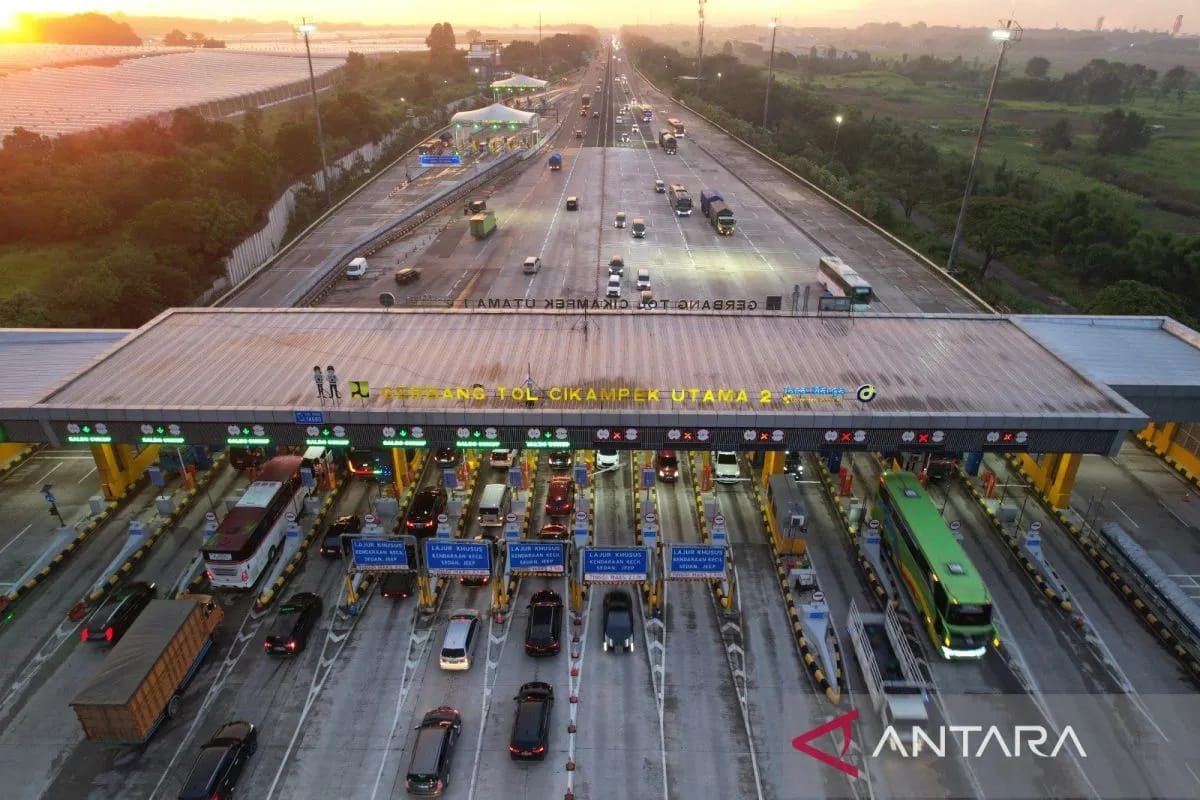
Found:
<box><xmin>636</xmin><ymin>269</ymin><xmax>650</xmax><ymax>289</ymax></box>
<box><xmin>478</xmin><ymin>483</ymin><xmax>513</xmax><ymax>527</ymax></box>
<box><xmin>345</xmin><ymin>257</ymin><xmax>368</xmax><ymax>279</ymax></box>
<box><xmin>606</xmin><ymin>275</ymin><xmax>621</xmax><ymax>298</ymax></box>
<box><xmin>300</xmin><ymin>445</ymin><xmax>331</xmax><ymax>472</ymax></box>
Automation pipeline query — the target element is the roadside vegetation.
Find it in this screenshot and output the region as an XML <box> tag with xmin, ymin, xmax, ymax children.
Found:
<box><xmin>0</xmin><ymin>17</ymin><xmax>595</xmax><ymax>328</ymax></box>
<box><xmin>626</xmin><ymin>34</ymin><xmax>1200</xmax><ymax>322</ymax></box>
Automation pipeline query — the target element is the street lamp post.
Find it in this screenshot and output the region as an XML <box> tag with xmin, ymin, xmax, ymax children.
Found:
<box><xmin>946</xmin><ymin>20</ymin><xmax>1021</xmax><ymax>274</ymax></box>
<box><xmin>830</xmin><ymin>114</ymin><xmax>844</xmax><ymax>162</ymax></box>
<box><xmin>716</xmin><ymin>71</ymin><xmax>722</xmax><ymax>93</ymax></box>
<box><xmin>297</xmin><ymin>19</ymin><xmax>332</xmax><ymax>208</ymax></box>
<box><xmin>762</xmin><ymin>19</ymin><xmax>778</xmax><ymax>129</ymax></box>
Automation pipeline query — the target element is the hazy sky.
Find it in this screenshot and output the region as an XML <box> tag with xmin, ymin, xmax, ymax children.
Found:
<box><xmin>1</xmin><ymin>1</ymin><xmax>1194</xmax><ymax>34</ymax></box>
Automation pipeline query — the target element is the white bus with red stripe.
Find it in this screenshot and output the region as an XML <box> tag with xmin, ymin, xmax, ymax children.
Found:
<box><xmin>202</xmin><ymin>455</ymin><xmax>309</xmax><ymax>588</ymax></box>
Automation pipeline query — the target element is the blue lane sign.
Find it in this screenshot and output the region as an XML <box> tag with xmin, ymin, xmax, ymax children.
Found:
<box><xmin>425</xmin><ymin>539</ymin><xmax>491</xmax><ymax>576</ymax></box>
<box><xmin>420</xmin><ymin>154</ymin><xmax>463</xmax><ymax>166</ymax></box>
<box><xmin>508</xmin><ymin>541</ymin><xmax>567</xmax><ymax>574</ymax></box>
<box><xmin>581</xmin><ymin>546</ymin><xmax>649</xmax><ymax>584</ymax></box>
<box><xmin>293</xmin><ymin>410</ymin><xmax>325</xmax><ymax>425</ymax></box>
<box><xmin>349</xmin><ymin>538</ymin><xmax>410</xmax><ymax>571</ymax></box>
<box><xmin>666</xmin><ymin>544</ymin><xmax>726</xmax><ymax>581</ymax></box>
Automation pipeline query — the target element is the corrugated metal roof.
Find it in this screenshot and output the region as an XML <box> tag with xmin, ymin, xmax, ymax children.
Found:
<box><xmin>34</xmin><ymin>308</ymin><xmax>1130</xmax><ymax>418</ymax></box>
<box><xmin>0</xmin><ymin>329</ymin><xmax>132</xmax><ymax>405</ymax></box>
<box><xmin>1014</xmin><ymin>316</ymin><xmax>1200</xmax><ymax>387</ymax></box>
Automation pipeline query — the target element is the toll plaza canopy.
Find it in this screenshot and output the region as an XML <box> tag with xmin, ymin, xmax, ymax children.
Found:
<box><xmin>449</xmin><ymin>103</ymin><xmax>537</xmax><ymax>127</ymax></box>
<box><xmin>1013</xmin><ymin>315</ymin><xmax>1200</xmax><ymax>423</ymax></box>
<box><xmin>0</xmin><ymin>329</ymin><xmax>131</xmax><ymax>404</ymax></box>
<box><xmin>489</xmin><ymin>74</ymin><xmax>548</xmax><ymax>91</ymax></box>
<box><xmin>0</xmin><ymin>308</ymin><xmax>1160</xmax><ymax>455</ymax></box>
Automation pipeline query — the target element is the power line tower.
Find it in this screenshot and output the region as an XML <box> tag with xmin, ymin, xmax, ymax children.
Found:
<box><xmin>696</xmin><ymin>0</ymin><xmax>706</xmax><ymax>79</ymax></box>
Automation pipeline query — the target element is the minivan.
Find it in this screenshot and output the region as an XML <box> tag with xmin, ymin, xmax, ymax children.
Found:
<box><xmin>714</xmin><ymin>451</ymin><xmax>741</xmax><ymax>483</ymax></box>
<box><xmin>345</xmin><ymin>257</ymin><xmax>368</xmax><ymax>279</ymax></box>
<box><xmin>632</xmin><ymin>219</ymin><xmax>646</xmax><ymax>238</ymax></box>
<box><xmin>636</xmin><ymin>269</ymin><xmax>650</xmax><ymax>289</ymax></box>
<box><xmin>406</xmin><ymin>707</ymin><xmax>462</xmax><ymax>796</ymax></box>
<box><xmin>477</xmin><ymin>483</ymin><xmax>512</xmax><ymax>527</ymax></box>
<box><xmin>566</xmin><ymin>196</ymin><xmax>579</xmax><ymax>211</ymax></box>
<box><xmin>615</xmin><ymin>211</ymin><xmax>627</xmax><ymax>228</ymax></box>
<box><xmin>439</xmin><ymin>609</ymin><xmax>481</xmax><ymax>670</ymax></box>
<box><xmin>606</xmin><ymin>275</ymin><xmax>621</xmax><ymax>298</ymax></box>
<box><xmin>523</xmin><ymin>256</ymin><xmax>541</xmax><ymax>274</ymax></box>
<box><xmin>608</xmin><ymin>255</ymin><xmax>625</xmax><ymax>275</ymax></box>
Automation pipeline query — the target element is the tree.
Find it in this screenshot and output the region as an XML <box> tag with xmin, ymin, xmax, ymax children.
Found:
<box><xmin>465</xmin><ymin>29</ymin><xmax>482</xmax><ymax>43</ymax></box>
<box><xmin>1024</xmin><ymin>56</ymin><xmax>1051</xmax><ymax>78</ymax></box>
<box><xmin>502</xmin><ymin>40</ymin><xmax>539</xmax><ymax>72</ymax></box>
<box><xmin>1095</xmin><ymin>108</ymin><xmax>1151</xmax><ymax>155</ymax></box>
<box><xmin>964</xmin><ymin>197</ymin><xmax>1038</xmax><ymax>276</ymax></box>
<box><xmin>426</xmin><ymin>22</ymin><xmax>457</xmax><ymax>67</ymax></box>
<box><xmin>1038</xmin><ymin>119</ymin><xmax>1072</xmax><ymax>153</ymax></box>
<box><xmin>722</xmin><ymin>41</ymin><xmax>733</xmax><ymax>55</ymax></box>
<box><xmin>163</xmin><ymin>29</ymin><xmax>188</xmax><ymax>46</ymax></box>
<box><xmin>345</xmin><ymin>51</ymin><xmax>368</xmax><ymax>84</ymax></box>
<box><xmin>872</xmin><ymin>131</ymin><xmax>940</xmax><ymax>219</ymax></box>
<box><xmin>1161</xmin><ymin>65</ymin><xmax>1192</xmax><ymax>104</ymax></box>
<box><xmin>1085</xmin><ymin>280</ymin><xmax>1197</xmax><ymax>326</ymax></box>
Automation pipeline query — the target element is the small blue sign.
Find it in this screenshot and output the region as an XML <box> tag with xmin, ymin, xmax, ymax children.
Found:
<box><xmin>425</xmin><ymin>539</ymin><xmax>491</xmax><ymax>576</ymax></box>
<box><xmin>420</xmin><ymin>154</ymin><xmax>463</xmax><ymax>166</ymax></box>
<box><xmin>508</xmin><ymin>541</ymin><xmax>567</xmax><ymax>574</ymax></box>
<box><xmin>641</xmin><ymin>468</ymin><xmax>655</xmax><ymax>490</ymax></box>
<box><xmin>581</xmin><ymin>546</ymin><xmax>649</xmax><ymax>583</ymax></box>
<box><xmin>442</xmin><ymin>468</ymin><xmax>458</xmax><ymax>490</ymax></box>
<box><xmin>294</xmin><ymin>411</ymin><xmax>325</xmax><ymax>425</ymax></box>
<box><xmin>667</xmin><ymin>544</ymin><xmax>726</xmax><ymax>580</ymax></box>
<box><xmin>349</xmin><ymin>538</ymin><xmax>410</xmax><ymax>571</ymax></box>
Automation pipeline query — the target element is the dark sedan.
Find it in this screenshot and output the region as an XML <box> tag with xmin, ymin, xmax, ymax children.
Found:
<box><xmin>319</xmin><ymin>514</ymin><xmax>361</xmax><ymax>558</ymax></box>
<box><xmin>81</xmin><ymin>581</ymin><xmax>157</xmax><ymax>645</ymax></box>
<box><xmin>177</xmin><ymin>721</ymin><xmax>257</xmax><ymax>800</ymax></box>
<box><xmin>602</xmin><ymin>589</ymin><xmax>635</xmax><ymax>653</ymax></box>
<box><xmin>525</xmin><ymin>590</ymin><xmax>563</xmax><ymax>656</ymax></box>
<box><xmin>547</xmin><ymin>449</ymin><xmax>574</xmax><ymax>470</ymax></box>
<box><xmin>405</xmin><ymin>485</ymin><xmax>448</xmax><ymax>536</ymax></box>
<box><xmin>380</xmin><ymin>571</ymin><xmax>417</xmax><ymax>600</ymax></box>
<box><xmin>263</xmin><ymin>592</ymin><xmax>322</xmax><ymax>655</ymax></box>
<box><xmin>509</xmin><ymin>682</ymin><xmax>553</xmax><ymax>760</ymax></box>
<box><xmin>433</xmin><ymin>448</ymin><xmax>460</xmax><ymax>467</ymax></box>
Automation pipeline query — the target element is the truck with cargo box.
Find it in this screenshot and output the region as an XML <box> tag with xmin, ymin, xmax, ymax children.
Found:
<box><xmin>658</xmin><ymin>130</ymin><xmax>677</xmax><ymax>154</ymax></box>
<box><xmin>70</xmin><ymin>595</ymin><xmax>223</xmax><ymax>744</ymax></box>
<box><xmin>699</xmin><ymin>190</ymin><xmax>724</xmax><ymax>218</ymax></box>
<box><xmin>548</xmin><ymin>152</ymin><xmax>562</xmax><ymax>170</ymax></box>
<box><xmin>469</xmin><ymin>210</ymin><xmax>497</xmax><ymax>239</ymax></box>
<box><xmin>708</xmin><ymin>201</ymin><xmax>736</xmax><ymax>236</ymax></box>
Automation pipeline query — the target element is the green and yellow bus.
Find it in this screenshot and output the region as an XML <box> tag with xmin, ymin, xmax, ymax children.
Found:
<box><xmin>873</xmin><ymin>471</ymin><xmax>998</xmax><ymax>659</ymax></box>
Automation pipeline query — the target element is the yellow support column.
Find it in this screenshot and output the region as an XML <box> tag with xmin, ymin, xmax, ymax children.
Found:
<box><xmin>417</xmin><ymin>575</ymin><xmax>436</xmax><ymax>608</ymax></box>
<box><xmin>1016</xmin><ymin>453</ymin><xmax>1048</xmax><ymax>490</ymax></box>
<box><xmin>344</xmin><ymin>573</ymin><xmax>359</xmax><ymax>607</ymax></box>
<box><xmin>91</xmin><ymin>445</ymin><xmax>126</xmax><ymax>500</ymax></box>
<box><xmin>761</xmin><ymin>450</ymin><xmax>782</xmax><ymax>488</ymax></box>
<box><xmin>1047</xmin><ymin>452</ymin><xmax>1082</xmax><ymax>510</ymax></box>
<box><xmin>1152</xmin><ymin>422</ymin><xmax>1178</xmax><ymax>454</ymax></box>
<box><xmin>116</xmin><ymin>444</ymin><xmax>160</xmax><ymax>484</ymax></box>
<box><xmin>0</xmin><ymin>442</ymin><xmax>29</xmax><ymax>465</ymax></box>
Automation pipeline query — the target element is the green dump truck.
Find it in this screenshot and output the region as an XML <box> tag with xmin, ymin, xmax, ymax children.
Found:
<box><xmin>470</xmin><ymin>210</ymin><xmax>497</xmax><ymax>239</ymax></box>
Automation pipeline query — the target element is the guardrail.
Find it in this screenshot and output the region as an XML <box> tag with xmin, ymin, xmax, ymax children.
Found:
<box><xmin>630</xmin><ymin>65</ymin><xmax>995</xmax><ymax>314</ymax></box>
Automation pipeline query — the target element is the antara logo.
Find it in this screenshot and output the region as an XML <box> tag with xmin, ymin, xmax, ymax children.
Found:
<box><xmin>873</xmin><ymin>725</ymin><xmax>1088</xmax><ymax>759</ymax></box>
<box><xmin>792</xmin><ymin>710</ymin><xmax>1088</xmax><ymax>777</ymax></box>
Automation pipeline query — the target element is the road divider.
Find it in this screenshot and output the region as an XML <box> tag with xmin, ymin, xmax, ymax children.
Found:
<box><xmin>0</xmin><ymin>444</ymin><xmax>41</xmax><ymax>476</ymax></box>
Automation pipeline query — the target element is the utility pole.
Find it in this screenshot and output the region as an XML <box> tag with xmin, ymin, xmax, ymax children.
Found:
<box><xmin>762</xmin><ymin>19</ymin><xmax>778</xmax><ymax>129</ymax></box>
<box><xmin>946</xmin><ymin>19</ymin><xmax>1021</xmax><ymax>274</ymax></box>
<box><xmin>297</xmin><ymin>18</ymin><xmax>332</xmax><ymax>208</ymax></box>
<box><xmin>696</xmin><ymin>0</ymin><xmax>706</xmax><ymax>79</ymax></box>
<box><xmin>538</xmin><ymin>13</ymin><xmax>543</xmax><ymax>76</ymax></box>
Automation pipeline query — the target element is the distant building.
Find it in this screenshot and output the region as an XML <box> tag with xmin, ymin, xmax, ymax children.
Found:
<box><xmin>468</xmin><ymin>40</ymin><xmax>503</xmax><ymax>83</ymax></box>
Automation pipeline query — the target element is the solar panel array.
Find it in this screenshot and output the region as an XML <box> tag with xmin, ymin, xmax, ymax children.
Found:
<box><xmin>0</xmin><ymin>50</ymin><xmax>345</xmax><ymax>139</ymax></box>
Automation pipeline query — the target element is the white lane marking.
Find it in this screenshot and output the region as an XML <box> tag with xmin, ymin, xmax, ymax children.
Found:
<box><xmin>77</xmin><ymin>466</ymin><xmax>98</xmax><ymax>483</ymax></box>
<box><xmin>643</xmin><ymin>584</ymin><xmax>669</xmax><ymax>800</ymax></box>
<box><xmin>0</xmin><ymin>523</ymin><xmax>34</xmax><ymax>558</ymax></box>
<box><xmin>1109</xmin><ymin>501</ymin><xmax>1139</xmax><ymax>529</ymax></box>
<box><xmin>564</xmin><ymin>584</ymin><xmax>593</xmax><ymax>799</ymax></box>
<box><xmin>0</xmin><ymin>618</ymin><xmax>84</xmax><ymax>721</ymax></box>
<box><xmin>368</xmin><ymin>621</ymin><xmax>435</xmax><ymax>800</ymax></box>
<box><xmin>262</xmin><ymin>601</ymin><xmax>369</xmax><ymax>800</ymax></box>
<box><xmin>465</xmin><ymin>598</ymin><xmax>516</xmax><ymax>800</ymax></box>
<box><xmin>34</xmin><ymin>462</ymin><xmax>63</xmax><ymax>485</ymax></box>
<box><xmin>148</xmin><ymin>605</ymin><xmax>271</xmax><ymax>800</ymax></box>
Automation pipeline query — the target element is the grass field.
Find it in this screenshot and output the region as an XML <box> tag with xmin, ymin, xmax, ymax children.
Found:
<box><xmin>787</xmin><ymin>69</ymin><xmax>1200</xmax><ymax>232</ymax></box>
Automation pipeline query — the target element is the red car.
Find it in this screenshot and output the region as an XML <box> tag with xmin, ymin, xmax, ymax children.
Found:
<box><xmin>544</xmin><ymin>476</ymin><xmax>576</xmax><ymax>517</ymax></box>
<box><xmin>656</xmin><ymin>450</ymin><xmax>679</xmax><ymax>482</ymax></box>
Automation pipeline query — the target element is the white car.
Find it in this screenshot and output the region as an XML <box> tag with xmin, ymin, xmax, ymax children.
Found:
<box><xmin>595</xmin><ymin>449</ymin><xmax>620</xmax><ymax>471</ymax></box>
<box><xmin>489</xmin><ymin>449</ymin><xmax>517</xmax><ymax>469</ymax></box>
<box><xmin>714</xmin><ymin>451</ymin><xmax>742</xmax><ymax>483</ymax></box>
